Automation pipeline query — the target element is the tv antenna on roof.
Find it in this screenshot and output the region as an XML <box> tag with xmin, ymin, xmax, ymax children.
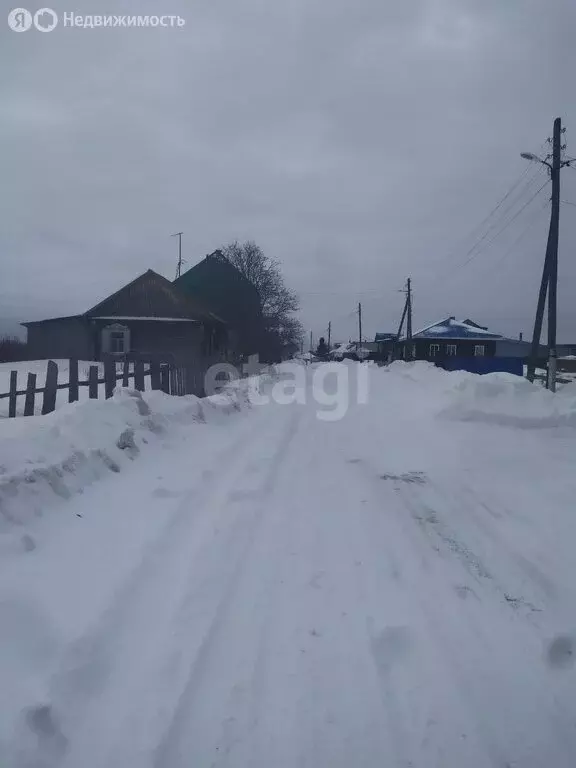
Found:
<box><xmin>171</xmin><ymin>231</ymin><xmax>185</xmax><ymax>279</ymax></box>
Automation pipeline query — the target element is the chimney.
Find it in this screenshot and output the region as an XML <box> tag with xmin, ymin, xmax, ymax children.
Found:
<box><xmin>519</xmin><ymin>332</ymin><xmax>523</xmax><ymax>341</ymax></box>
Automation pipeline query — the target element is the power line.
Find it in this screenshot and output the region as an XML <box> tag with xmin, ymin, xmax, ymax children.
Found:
<box><xmin>561</xmin><ymin>200</ymin><xmax>576</xmax><ymax>207</ymax></box>
<box><xmin>455</xmin><ymin>166</ymin><xmax>546</xmax><ymax>267</ymax></box>
<box><xmin>492</xmin><ymin>197</ymin><xmax>550</xmax><ymax>272</ymax></box>
<box><xmin>433</xmin><ymin>163</ymin><xmax>535</xmax><ymax>270</ymax></box>
<box><xmin>415</xmin><ymin>162</ymin><xmax>549</xmax><ymax>286</ymax></box>
<box><xmin>452</xmin><ymin>178</ymin><xmax>550</xmax><ymax>273</ymax></box>
<box><xmin>298</xmin><ymin>288</ymin><xmax>388</xmax><ymax>296</ymax></box>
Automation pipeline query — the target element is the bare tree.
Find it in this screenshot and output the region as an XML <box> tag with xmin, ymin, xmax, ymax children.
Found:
<box><xmin>0</xmin><ymin>336</ymin><xmax>28</xmax><ymax>363</ymax></box>
<box><xmin>219</xmin><ymin>241</ymin><xmax>303</xmax><ymax>358</ymax></box>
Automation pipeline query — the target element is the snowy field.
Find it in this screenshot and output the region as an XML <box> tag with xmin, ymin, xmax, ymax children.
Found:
<box><xmin>2</xmin><ymin>361</ymin><xmax>576</xmax><ymax>767</ymax></box>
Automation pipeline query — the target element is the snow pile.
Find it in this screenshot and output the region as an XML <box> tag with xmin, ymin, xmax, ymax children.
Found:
<box><xmin>0</xmin><ymin>376</ymin><xmax>269</xmax><ymax>534</ymax></box>
<box><xmin>381</xmin><ymin>360</ymin><xmax>470</xmax><ymax>393</ymax></box>
<box><xmin>440</xmin><ymin>372</ymin><xmax>576</xmax><ymax>429</ymax></box>
<box><xmin>384</xmin><ymin>360</ymin><xmax>442</xmax><ymax>380</ymax></box>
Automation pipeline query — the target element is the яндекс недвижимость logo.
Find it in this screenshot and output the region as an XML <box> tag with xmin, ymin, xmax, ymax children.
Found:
<box><xmin>8</xmin><ymin>7</ymin><xmax>58</xmax><ymax>31</ymax></box>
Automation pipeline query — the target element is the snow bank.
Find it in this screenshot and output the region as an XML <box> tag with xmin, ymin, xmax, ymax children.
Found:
<box><xmin>374</xmin><ymin>361</ymin><xmax>576</xmax><ymax>429</ymax></box>
<box><xmin>0</xmin><ymin>376</ymin><xmax>269</xmax><ymax>536</ymax></box>
<box><xmin>439</xmin><ymin>372</ymin><xmax>576</xmax><ymax>429</ymax></box>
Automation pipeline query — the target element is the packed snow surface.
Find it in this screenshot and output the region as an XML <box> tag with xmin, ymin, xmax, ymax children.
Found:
<box><xmin>2</xmin><ymin>361</ymin><xmax>576</xmax><ymax>767</ymax></box>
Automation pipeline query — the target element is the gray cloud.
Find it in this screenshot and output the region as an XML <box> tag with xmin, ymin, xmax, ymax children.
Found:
<box><xmin>1</xmin><ymin>0</ymin><xmax>576</xmax><ymax>343</ymax></box>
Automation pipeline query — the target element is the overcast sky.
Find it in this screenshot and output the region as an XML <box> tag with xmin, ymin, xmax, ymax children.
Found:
<box><xmin>2</xmin><ymin>0</ymin><xmax>576</xmax><ymax>343</ymax></box>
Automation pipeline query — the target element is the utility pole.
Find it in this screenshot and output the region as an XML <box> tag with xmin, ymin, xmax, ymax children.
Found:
<box><xmin>358</xmin><ymin>303</ymin><xmax>362</xmax><ymax>346</ymax></box>
<box><xmin>396</xmin><ymin>278</ymin><xmax>412</xmax><ymax>360</ymax></box>
<box><xmin>171</xmin><ymin>231</ymin><xmax>184</xmax><ymax>279</ymax></box>
<box><xmin>327</xmin><ymin>321</ymin><xmax>331</xmax><ymax>349</ymax></box>
<box><xmin>524</xmin><ymin>118</ymin><xmax>568</xmax><ymax>391</ymax></box>
<box><xmin>547</xmin><ymin>117</ymin><xmax>562</xmax><ymax>392</ymax></box>
<box><xmin>310</xmin><ymin>330</ymin><xmax>313</xmax><ymax>353</ymax></box>
<box><xmin>406</xmin><ymin>278</ymin><xmax>413</xmax><ymax>340</ymax></box>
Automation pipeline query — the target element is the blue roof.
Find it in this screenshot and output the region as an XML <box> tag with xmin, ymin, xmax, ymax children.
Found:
<box><xmin>411</xmin><ymin>317</ymin><xmax>503</xmax><ymax>340</ymax></box>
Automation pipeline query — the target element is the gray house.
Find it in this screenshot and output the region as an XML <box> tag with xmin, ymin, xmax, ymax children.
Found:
<box><xmin>23</xmin><ymin>269</ymin><xmax>229</xmax><ymax>367</ymax></box>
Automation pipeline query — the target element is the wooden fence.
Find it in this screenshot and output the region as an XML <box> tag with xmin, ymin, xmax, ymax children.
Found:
<box><xmin>0</xmin><ymin>358</ymin><xmax>170</xmax><ymax>418</ymax></box>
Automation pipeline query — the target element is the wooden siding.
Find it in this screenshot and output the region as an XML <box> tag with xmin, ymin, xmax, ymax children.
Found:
<box><xmin>407</xmin><ymin>338</ymin><xmax>497</xmax><ymax>361</ymax></box>
<box><xmin>25</xmin><ymin>318</ymin><xmax>94</xmax><ymax>360</ymax></box>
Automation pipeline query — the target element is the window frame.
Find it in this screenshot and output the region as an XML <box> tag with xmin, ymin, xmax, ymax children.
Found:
<box><xmin>102</xmin><ymin>323</ymin><xmax>130</xmax><ymax>356</ymax></box>
<box><xmin>109</xmin><ymin>331</ymin><xmax>126</xmax><ymax>354</ymax></box>
<box><xmin>474</xmin><ymin>344</ymin><xmax>485</xmax><ymax>357</ymax></box>
<box><xmin>447</xmin><ymin>344</ymin><xmax>457</xmax><ymax>356</ymax></box>
<box><xmin>429</xmin><ymin>343</ymin><xmax>440</xmax><ymax>357</ymax></box>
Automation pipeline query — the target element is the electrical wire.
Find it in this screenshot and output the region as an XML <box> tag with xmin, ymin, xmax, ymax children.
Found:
<box><xmin>454</xmin><ymin>165</ymin><xmax>546</xmax><ymax>267</ymax></box>
<box><xmin>492</xmin><ymin>197</ymin><xmax>550</xmax><ymax>272</ymax></box>
<box><xmin>434</xmin><ymin>163</ymin><xmax>535</xmax><ymax>270</ymax></box>
<box><xmin>451</xmin><ymin>178</ymin><xmax>550</xmax><ymax>273</ymax></box>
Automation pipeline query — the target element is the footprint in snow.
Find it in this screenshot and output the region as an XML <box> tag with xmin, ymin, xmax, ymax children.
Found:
<box><xmin>152</xmin><ymin>487</ymin><xmax>181</xmax><ymax>499</ymax></box>
<box><xmin>380</xmin><ymin>471</ymin><xmax>427</xmax><ymax>485</ymax></box>
<box><xmin>546</xmin><ymin>635</ymin><xmax>575</xmax><ymax>669</ymax></box>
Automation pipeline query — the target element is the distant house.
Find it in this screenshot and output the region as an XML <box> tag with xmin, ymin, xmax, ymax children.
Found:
<box><xmin>400</xmin><ymin>317</ymin><xmax>542</xmax><ymax>375</ymax></box>
<box><xmin>373</xmin><ymin>332</ymin><xmax>397</xmax><ymax>361</ymax></box>
<box><xmin>558</xmin><ymin>343</ymin><xmax>576</xmax><ymax>358</ymax></box>
<box><xmin>175</xmin><ymin>251</ymin><xmax>264</xmax><ymax>359</ymax></box>
<box><xmin>23</xmin><ymin>269</ymin><xmax>229</xmax><ymax>368</ymax></box>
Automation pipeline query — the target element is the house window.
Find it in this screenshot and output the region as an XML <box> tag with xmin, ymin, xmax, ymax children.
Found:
<box><xmin>110</xmin><ymin>331</ymin><xmax>125</xmax><ymax>354</ymax></box>
<box><xmin>447</xmin><ymin>344</ymin><xmax>457</xmax><ymax>356</ymax></box>
<box><xmin>429</xmin><ymin>344</ymin><xmax>440</xmax><ymax>357</ymax></box>
<box><xmin>474</xmin><ymin>345</ymin><xmax>485</xmax><ymax>356</ymax></box>
<box><xmin>102</xmin><ymin>324</ymin><xmax>130</xmax><ymax>356</ymax></box>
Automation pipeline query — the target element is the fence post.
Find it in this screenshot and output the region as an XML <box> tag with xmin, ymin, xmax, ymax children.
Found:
<box><xmin>42</xmin><ymin>361</ymin><xmax>58</xmax><ymax>415</ymax></box>
<box><xmin>134</xmin><ymin>360</ymin><xmax>145</xmax><ymax>391</ymax></box>
<box><xmin>122</xmin><ymin>360</ymin><xmax>130</xmax><ymax>387</ymax></box>
<box><xmin>88</xmin><ymin>365</ymin><xmax>99</xmax><ymax>399</ymax></box>
<box><xmin>69</xmin><ymin>358</ymin><xmax>79</xmax><ymax>403</ymax></box>
<box><xmin>104</xmin><ymin>358</ymin><xmax>116</xmax><ymax>399</ymax></box>
<box><xmin>24</xmin><ymin>373</ymin><xmax>37</xmax><ymax>416</ymax></box>
<box><xmin>9</xmin><ymin>370</ymin><xmax>17</xmax><ymax>418</ymax></box>
<box><xmin>160</xmin><ymin>364</ymin><xmax>170</xmax><ymax>394</ymax></box>
<box><xmin>150</xmin><ymin>361</ymin><xmax>161</xmax><ymax>390</ymax></box>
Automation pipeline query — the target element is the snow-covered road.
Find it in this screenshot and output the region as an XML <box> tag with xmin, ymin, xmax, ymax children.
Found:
<box><xmin>2</xmin><ymin>363</ymin><xmax>576</xmax><ymax>767</ymax></box>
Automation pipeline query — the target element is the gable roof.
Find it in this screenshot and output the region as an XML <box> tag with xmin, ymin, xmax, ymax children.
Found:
<box><xmin>175</xmin><ymin>251</ymin><xmax>262</xmax><ymax>323</ymax></box>
<box><xmin>86</xmin><ymin>269</ymin><xmax>223</xmax><ymax>323</ymax></box>
<box><xmin>411</xmin><ymin>316</ymin><xmax>503</xmax><ymax>340</ymax></box>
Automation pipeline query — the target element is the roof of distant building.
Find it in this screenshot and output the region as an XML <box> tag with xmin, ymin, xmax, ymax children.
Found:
<box><xmin>410</xmin><ymin>317</ymin><xmax>503</xmax><ymax>341</ymax></box>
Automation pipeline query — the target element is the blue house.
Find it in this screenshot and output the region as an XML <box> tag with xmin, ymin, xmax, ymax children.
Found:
<box><xmin>401</xmin><ymin>317</ymin><xmax>534</xmax><ymax>375</ymax></box>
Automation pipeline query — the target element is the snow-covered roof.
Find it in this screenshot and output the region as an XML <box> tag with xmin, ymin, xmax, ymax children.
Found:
<box><xmin>411</xmin><ymin>317</ymin><xmax>503</xmax><ymax>341</ymax></box>
<box><xmin>92</xmin><ymin>317</ymin><xmax>200</xmax><ymax>322</ymax></box>
<box><xmin>328</xmin><ymin>342</ymin><xmax>355</xmax><ymax>358</ymax></box>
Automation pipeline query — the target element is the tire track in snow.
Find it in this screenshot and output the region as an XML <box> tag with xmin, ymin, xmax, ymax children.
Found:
<box><xmin>12</xmin><ymin>405</ymin><xmax>300</xmax><ymax>768</ymax></box>
<box><xmin>151</xmin><ymin>407</ymin><xmax>302</xmax><ymax>768</ymax></box>
<box><xmin>347</xmin><ymin>452</ymin><xmax>576</xmax><ymax>767</ymax></box>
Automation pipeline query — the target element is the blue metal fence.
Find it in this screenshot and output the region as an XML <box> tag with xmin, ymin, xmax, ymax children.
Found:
<box><xmin>442</xmin><ymin>357</ymin><xmax>523</xmax><ymax>376</ymax></box>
